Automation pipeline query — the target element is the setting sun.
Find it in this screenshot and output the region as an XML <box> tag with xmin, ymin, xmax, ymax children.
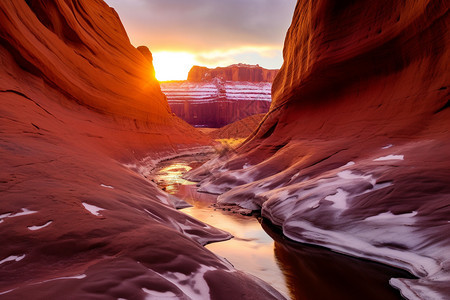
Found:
<box><xmin>152</xmin><ymin>51</ymin><xmax>198</xmax><ymax>81</ymax></box>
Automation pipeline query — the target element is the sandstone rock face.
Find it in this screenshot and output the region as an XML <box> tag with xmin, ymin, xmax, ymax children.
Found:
<box><xmin>188</xmin><ymin>64</ymin><xmax>278</xmax><ymax>82</ymax></box>
<box><xmin>161</xmin><ymin>80</ymin><xmax>271</xmax><ymax>128</ymax></box>
<box><xmin>209</xmin><ymin>114</ymin><xmax>265</xmax><ymax>139</ymax></box>
<box><xmin>0</xmin><ymin>1</ymin><xmax>283</xmax><ymax>298</ymax></box>
<box><xmin>188</xmin><ymin>1</ymin><xmax>450</xmax><ymax>298</ymax></box>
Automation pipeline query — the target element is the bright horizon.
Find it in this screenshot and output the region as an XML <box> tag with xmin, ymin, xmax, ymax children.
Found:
<box><xmin>104</xmin><ymin>0</ymin><xmax>296</xmax><ymax>81</ymax></box>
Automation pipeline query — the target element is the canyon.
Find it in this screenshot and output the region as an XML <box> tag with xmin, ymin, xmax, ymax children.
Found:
<box><xmin>1</xmin><ymin>0</ymin><xmax>449</xmax><ymax>299</ymax></box>
<box><xmin>161</xmin><ymin>65</ymin><xmax>274</xmax><ymax>128</ymax></box>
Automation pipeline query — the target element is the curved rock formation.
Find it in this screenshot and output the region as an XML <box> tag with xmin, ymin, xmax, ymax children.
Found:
<box><xmin>188</xmin><ymin>64</ymin><xmax>278</xmax><ymax>83</ymax></box>
<box><xmin>161</xmin><ymin>80</ymin><xmax>271</xmax><ymax>127</ymax></box>
<box><xmin>0</xmin><ymin>1</ymin><xmax>283</xmax><ymax>298</ymax></box>
<box><xmin>189</xmin><ymin>1</ymin><xmax>450</xmax><ymax>299</ymax></box>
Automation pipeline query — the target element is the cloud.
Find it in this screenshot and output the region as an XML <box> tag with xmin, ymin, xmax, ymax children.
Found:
<box><xmin>105</xmin><ymin>0</ymin><xmax>296</xmax><ymax>52</ymax></box>
<box><xmin>192</xmin><ymin>45</ymin><xmax>281</xmax><ymax>68</ymax></box>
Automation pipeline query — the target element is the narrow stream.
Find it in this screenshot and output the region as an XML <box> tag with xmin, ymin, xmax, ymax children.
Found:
<box><xmin>154</xmin><ymin>155</ymin><xmax>414</xmax><ymax>300</ymax></box>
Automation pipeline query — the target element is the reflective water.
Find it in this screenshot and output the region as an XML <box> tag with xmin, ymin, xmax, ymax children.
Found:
<box><xmin>155</xmin><ymin>157</ymin><xmax>290</xmax><ymax>297</ymax></box>
<box><xmin>154</xmin><ymin>156</ymin><xmax>414</xmax><ymax>300</ymax></box>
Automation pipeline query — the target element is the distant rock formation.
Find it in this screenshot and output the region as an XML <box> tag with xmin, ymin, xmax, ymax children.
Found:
<box><xmin>0</xmin><ymin>1</ymin><xmax>283</xmax><ymax>299</ymax></box>
<box><xmin>161</xmin><ymin>79</ymin><xmax>271</xmax><ymax>128</ymax></box>
<box><xmin>187</xmin><ymin>1</ymin><xmax>450</xmax><ymax>299</ymax></box>
<box><xmin>188</xmin><ymin>63</ymin><xmax>278</xmax><ymax>82</ymax></box>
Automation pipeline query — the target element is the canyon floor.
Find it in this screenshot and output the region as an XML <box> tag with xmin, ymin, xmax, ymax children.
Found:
<box><xmin>1</xmin><ymin>0</ymin><xmax>448</xmax><ymax>299</ymax></box>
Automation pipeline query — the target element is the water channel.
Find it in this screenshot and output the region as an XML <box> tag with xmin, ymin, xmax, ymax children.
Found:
<box><xmin>154</xmin><ymin>155</ymin><xmax>414</xmax><ymax>300</ymax></box>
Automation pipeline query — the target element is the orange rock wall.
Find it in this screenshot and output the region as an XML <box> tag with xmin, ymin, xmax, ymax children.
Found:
<box><xmin>264</xmin><ymin>0</ymin><xmax>448</xmax><ymax>141</ymax></box>
<box><xmin>0</xmin><ymin>0</ymin><xmax>210</xmax><ymax>158</ymax></box>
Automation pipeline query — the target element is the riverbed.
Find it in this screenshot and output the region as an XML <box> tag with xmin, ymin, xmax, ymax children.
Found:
<box><xmin>154</xmin><ymin>155</ymin><xmax>414</xmax><ymax>300</ymax></box>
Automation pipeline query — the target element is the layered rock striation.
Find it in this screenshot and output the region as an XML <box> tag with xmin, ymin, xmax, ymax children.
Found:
<box><xmin>0</xmin><ymin>1</ymin><xmax>284</xmax><ymax>298</ymax></box>
<box><xmin>161</xmin><ymin>79</ymin><xmax>271</xmax><ymax>128</ymax></box>
<box><xmin>188</xmin><ymin>1</ymin><xmax>450</xmax><ymax>299</ymax></box>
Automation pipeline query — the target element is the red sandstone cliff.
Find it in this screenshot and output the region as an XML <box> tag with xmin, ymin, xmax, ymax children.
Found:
<box><xmin>162</xmin><ymin>64</ymin><xmax>276</xmax><ymax>128</ymax></box>
<box><xmin>188</xmin><ymin>1</ymin><xmax>450</xmax><ymax>299</ymax></box>
<box><xmin>188</xmin><ymin>64</ymin><xmax>278</xmax><ymax>82</ymax></box>
<box><xmin>161</xmin><ymin>80</ymin><xmax>271</xmax><ymax>127</ymax></box>
<box><xmin>0</xmin><ymin>1</ymin><xmax>283</xmax><ymax>298</ymax></box>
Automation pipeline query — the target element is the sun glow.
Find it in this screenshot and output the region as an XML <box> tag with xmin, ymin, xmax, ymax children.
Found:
<box><xmin>153</xmin><ymin>51</ymin><xmax>198</xmax><ymax>81</ymax></box>
<box><xmin>152</xmin><ymin>46</ymin><xmax>282</xmax><ymax>81</ymax></box>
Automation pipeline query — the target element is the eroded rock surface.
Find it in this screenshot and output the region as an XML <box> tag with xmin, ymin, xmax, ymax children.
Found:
<box><xmin>188</xmin><ymin>1</ymin><xmax>450</xmax><ymax>299</ymax></box>
<box><xmin>0</xmin><ymin>1</ymin><xmax>284</xmax><ymax>299</ymax></box>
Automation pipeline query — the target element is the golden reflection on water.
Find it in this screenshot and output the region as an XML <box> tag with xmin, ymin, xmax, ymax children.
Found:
<box><xmin>154</xmin><ymin>159</ymin><xmax>290</xmax><ymax>298</ymax></box>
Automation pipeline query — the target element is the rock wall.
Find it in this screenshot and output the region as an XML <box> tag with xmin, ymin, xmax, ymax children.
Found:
<box><xmin>188</xmin><ymin>1</ymin><xmax>450</xmax><ymax>299</ymax></box>
<box><xmin>0</xmin><ymin>1</ymin><xmax>283</xmax><ymax>298</ymax></box>
<box><xmin>161</xmin><ymin>80</ymin><xmax>271</xmax><ymax>128</ymax></box>
<box><xmin>188</xmin><ymin>64</ymin><xmax>278</xmax><ymax>82</ymax></box>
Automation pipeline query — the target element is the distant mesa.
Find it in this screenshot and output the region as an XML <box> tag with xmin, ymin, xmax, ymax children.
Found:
<box><xmin>188</xmin><ymin>63</ymin><xmax>278</xmax><ymax>83</ymax></box>
<box><xmin>161</xmin><ymin>64</ymin><xmax>277</xmax><ymax>128</ymax></box>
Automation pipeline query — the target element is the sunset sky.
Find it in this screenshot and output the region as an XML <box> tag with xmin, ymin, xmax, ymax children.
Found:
<box><xmin>104</xmin><ymin>0</ymin><xmax>297</xmax><ymax>80</ymax></box>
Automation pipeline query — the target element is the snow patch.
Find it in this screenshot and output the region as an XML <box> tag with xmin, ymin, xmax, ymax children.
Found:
<box><xmin>325</xmin><ymin>189</ymin><xmax>349</xmax><ymax>209</ymax></box>
<box><xmin>158</xmin><ymin>264</ymin><xmax>217</xmax><ymax>299</ymax></box>
<box><xmin>28</xmin><ymin>221</ymin><xmax>53</xmax><ymax>231</ymax></box>
<box><xmin>0</xmin><ymin>254</ymin><xmax>25</xmax><ymax>265</ymax></box>
<box><xmin>142</xmin><ymin>288</ymin><xmax>177</xmax><ymax>299</ymax></box>
<box><xmin>374</xmin><ymin>155</ymin><xmax>404</xmax><ymax>161</ymax></box>
<box><xmin>82</xmin><ymin>203</ymin><xmax>105</xmax><ymax>216</ymax></box>
<box><xmin>343</xmin><ymin>161</ymin><xmax>355</xmax><ymax>167</ymax></box>
<box><xmin>0</xmin><ymin>209</ymin><xmax>37</xmax><ymax>224</ymax></box>
<box><xmin>382</xmin><ymin>144</ymin><xmax>394</xmax><ymax>149</ymax></box>
<box><xmin>39</xmin><ymin>274</ymin><xmax>86</xmax><ymax>283</ymax></box>
<box><xmin>100</xmin><ymin>184</ymin><xmax>114</xmax><ymax>189</ymax></box>
<box><xmin>364</xmin><ymin>211</ymin><xmax>417</xmax><ymax>222</ymax></box>
<box><xmin>0</xmin><ymin>213</ymin><xmax>11</xmax><ymax>223</ymax></box>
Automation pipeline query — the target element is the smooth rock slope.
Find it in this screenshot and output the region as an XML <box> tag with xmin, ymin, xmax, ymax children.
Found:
<box><xmin>188</xmin><ymin>1</ymin><xmax>450</xmax><ymax>299</ymax></box>
<box><xmin>0</xmin><ymin>1</ymin><xmax>284</xmax><ymax>299</ymax></box>
<box><xmin>209</xmin><ymin>114</ymin><xmax>265</xmax><ymax>140</ymax></box>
